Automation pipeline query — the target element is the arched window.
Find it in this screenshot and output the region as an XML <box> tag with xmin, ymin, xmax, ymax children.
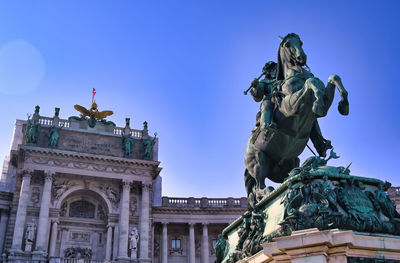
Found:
<box><xmin>69</xmin><ymin>200</ymin><xmax>95</xmax><ymax>218</ymax></box>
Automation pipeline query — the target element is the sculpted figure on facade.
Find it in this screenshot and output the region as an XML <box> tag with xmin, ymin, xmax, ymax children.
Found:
<box><xmin>24</xmin><ymin>221</ymin><xmax>36</xmax><ymax>252</ymax></box>
<box><xmin>122</xmin><ymin>132</ymin><xmax>135</xmax><ymax>158</ymax></box>
<box><xmin>129</xmin><ymin>227</ymin><xmax>139</xmax><ymax>260</ymax></box>
<box><xmin>25</xmin><ymin>115</ymin><xmax>41</xmax><ymax>145</ymax></box>
<box><xmin>142</xmin><ymin>133</ymin><xmax>157</xmax><ymax>160</ymax></box>
<box><xmin>48</xmin><ymin>123</ymin><xmax>63</xmax><ymax>148</ymax></box>
<box><xmin>97</xmin><ymin>184</ymin><xmax>120</xmax><ymax>208</ymax></box>
<box><xmin>52</xmin><ymin>180</ymin><xmax>75</xmax><ymax>203</ymax></box>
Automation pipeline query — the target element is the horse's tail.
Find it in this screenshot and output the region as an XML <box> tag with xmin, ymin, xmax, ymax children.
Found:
<box><xmin>244</xmin><ymin>168</ymin><xmax>255</xmax><ymax>198</ymax></box>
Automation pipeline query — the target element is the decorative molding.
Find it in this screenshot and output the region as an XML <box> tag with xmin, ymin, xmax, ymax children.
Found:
<box><xmin>27</xmin><ymin>155</ymin><xmax>152</xmax><ymax>177</ymax></box>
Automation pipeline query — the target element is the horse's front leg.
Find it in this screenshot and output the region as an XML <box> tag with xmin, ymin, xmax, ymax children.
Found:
<box><xmin>328</xmin><ymin>75</ymin><xmax>349</xmax><ymax>115</ymax></box>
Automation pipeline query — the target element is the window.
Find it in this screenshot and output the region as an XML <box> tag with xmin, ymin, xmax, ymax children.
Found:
<box><xmin>171</xmin><ymin>239</ymin><xmax>181</xmax><ymax>249</ymax></box>
<box><xmin>69</xmin><ymin>200</ymin><xmax>95</xmax><ymax>218</ymax></box>
<box><xmin>212</xmin><ymin>239</ymin><xmax>217</xmax><ymax>249</ymax></box>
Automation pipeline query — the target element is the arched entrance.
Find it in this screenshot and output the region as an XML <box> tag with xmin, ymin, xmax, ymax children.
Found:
<box><xmin>54</xmin><ymin>189</ymin><xmax>110</xmax><ymax>261</ymax></box>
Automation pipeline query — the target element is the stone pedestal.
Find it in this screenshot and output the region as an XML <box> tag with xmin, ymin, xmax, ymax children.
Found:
<box><xmin>238</xmin><ymin>228</ymin><xmax>400</xmax><ymax>263</ymax></box>
<box><xmin>219</xmin><ymin>168</ymin><xmax>400</xmax><ymax>263</ymax></box>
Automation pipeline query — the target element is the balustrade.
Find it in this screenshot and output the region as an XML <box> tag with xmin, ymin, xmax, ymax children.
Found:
<box><xmin>161</xmin><ymin>196</ymin><xmax>247</xmax><ymax>208</ymax></box>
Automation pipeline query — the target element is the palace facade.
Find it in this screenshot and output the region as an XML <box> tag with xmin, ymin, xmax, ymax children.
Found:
<box><xmin>0</xmin><ymin>106</ymin><xmax>247</xmax><ymax>263</ymax></box>
<box><xmin>0</xmin><ymin>105</ymin><xmax>398</xmax><ymax>263</ymax></box>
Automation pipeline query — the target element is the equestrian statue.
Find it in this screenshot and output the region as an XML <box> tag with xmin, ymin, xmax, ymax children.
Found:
<box><xmin>244</xmin><ymin>33</ymin><xmax>349</xmax><ymax>208</ymax></box>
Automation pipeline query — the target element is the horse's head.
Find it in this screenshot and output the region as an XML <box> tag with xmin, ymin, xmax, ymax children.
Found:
<box><xmin>277</xmin><ymin>33</ymin><xmax>307</xmax><ymax>80</ymax></box>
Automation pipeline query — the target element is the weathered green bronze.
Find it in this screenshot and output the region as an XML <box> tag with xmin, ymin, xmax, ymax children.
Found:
<box><xmin>215</xmin><ymin>33</ymin><xmax>399</xmax><ymax>263</ymax></box>
<box><xmin>122</xmin><ymin>118</ymin><xmax>135</xmax><ymax>158</ymax></box>
<box><xmin>219</xmin><ymin>153</ymin><xmax>400</xmax><ymax>263</ymax></box>
<box><xmin>142</xmin><ymin>132</ymin><xmax>157</xmax><ymax>160</ymax></box>
<box><xmin>48</xmin><ymin>125</ymin><xmax>61</xmax><ymax>148</ymax></box>
<box><xmin>24</xmin><ymin>106</ymin><xmax>41</xmax><ymax>145</ymax></box>
<box><xmin>244</xmin><ymin>33</ymin><xmax>349</xmax><ymax>209</ymax></box>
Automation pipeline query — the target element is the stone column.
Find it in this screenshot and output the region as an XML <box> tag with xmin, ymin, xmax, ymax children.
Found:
<box><xmin>201</xmin><ymin>223</ymin><xmax>209</xmax><ymax>263</ymax></box>
<box><xmin>11</xmin><ymin>170</ymin><xmax>32</xmax><ymax>251</ymax></box>
<box><xmin>117</xmin><ymin>180</ymin><xmax>131</xmax><ymax>260</ymax></box>
<box><xmin>48</xmin><ymin>220</ymin><xmax>58</xmax><ymax>257</ymax></box>
<box><xmin>188</xmin><ymin>223</ymin><xmax>195</xmax><ymax>263</ymax></box>
<box><xmin>35</xmin><ymin>172</ymin><xmax>54</xmax><ymax>253</ymax></box>
<box><xmin>113</xmin><ymin>225</ymin><xmax>119</xmax><ymax>260</ymax></box>
<box><xmin>139</xmin><ymin>182</ymin><xmax>151</xmax><ymax>262</ymax></box>
<box><xmin>105</xmin><ymin>224</ymin><xmax>113</xmax><ymax>261</ymax></box>
<box><xmin>92</xmin><ymin>232</ymin><xmax>99</xmax><ymax>260</ymax></box>
<box><xmin>0</xmin><ymin>210</ymin><xmax>9</xmax><ymax>253</ymax></box>
<box><xmin>161</xmin><ymin>223</ymin><xmax>168</xmax><ymax>263</ymax></box>
<box><xmin>59</xmin><ymin>227</ymin><xmax>68</xmax><ymax>257</ymax></box>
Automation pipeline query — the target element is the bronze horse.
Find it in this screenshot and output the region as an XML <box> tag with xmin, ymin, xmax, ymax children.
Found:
<box><xmin>244</xmin><ymin>33</ymin><xmax>349</xmax><ymax>208</ymax></box>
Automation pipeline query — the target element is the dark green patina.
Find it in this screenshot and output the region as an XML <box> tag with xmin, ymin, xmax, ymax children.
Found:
<box><xmin>215</xmin><ymin>34</ymin><xmax>399</xmax><ymax>263</ymax></box>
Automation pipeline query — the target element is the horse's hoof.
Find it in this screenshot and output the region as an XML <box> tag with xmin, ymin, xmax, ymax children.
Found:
<box><xmin>338</xmin><ymin>99</ymin><xmax>349</xmax><ymax>115</ymax></box>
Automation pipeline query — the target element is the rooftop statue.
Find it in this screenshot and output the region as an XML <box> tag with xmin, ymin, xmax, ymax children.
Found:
<box><xmin>69</xmin><ymin>89</ymin><xmax>114</xmax><ymax>128</ymax></box>
<box><xmin>244</xmin><ymin>33</ymin><xmax>349</xmax><ymax>208</ymax></box>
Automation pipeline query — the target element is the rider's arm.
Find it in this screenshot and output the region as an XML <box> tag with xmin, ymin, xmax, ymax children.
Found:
<box><xmin>250</xmin><ymin>80</ymin><xmax>266</xmax><ymax>102</ymax></box>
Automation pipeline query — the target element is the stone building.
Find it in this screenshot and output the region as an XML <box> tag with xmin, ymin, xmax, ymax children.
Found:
<box><xmin>0</xmin><ymin>105</ymin><xmax>248</xmax><ymax>263</ymax></box>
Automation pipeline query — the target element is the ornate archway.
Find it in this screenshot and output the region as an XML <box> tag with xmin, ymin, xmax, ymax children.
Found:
<box><xmin>54</xmin><ymin>189</ymin><xmax>110</xmax><ymax>260</ymax></box>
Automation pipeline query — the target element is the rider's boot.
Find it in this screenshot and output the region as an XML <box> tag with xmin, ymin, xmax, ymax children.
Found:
<box><xmin>310</xmin><ymin>120</ymin><xmax>332</xmax><ymax>157</ymax></box>
<box><xmin>260</xmin><ymin>100</ymin><xmax>277</xmax><ymax>131</ymax></box>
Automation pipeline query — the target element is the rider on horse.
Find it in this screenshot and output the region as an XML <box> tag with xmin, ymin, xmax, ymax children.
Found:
<box><xmin>249</xmin><ymin>61</ymin><xmax>332</xmax><ymax>157</ymax></box>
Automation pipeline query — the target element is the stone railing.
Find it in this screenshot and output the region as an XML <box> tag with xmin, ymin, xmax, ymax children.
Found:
<box><xmin>36</xmin><ymin>116</ymin><xmax>143</xmax><ymax>138</ymax></box>
<box><xmin>49</xmin><ymin>258</ymin><xmax>112</xmax><ymax>263</ymax></box>
<box><xmin>161</xmin><ymin>196</ymin><xmax>248</xmax><ymax>208</ymax></box>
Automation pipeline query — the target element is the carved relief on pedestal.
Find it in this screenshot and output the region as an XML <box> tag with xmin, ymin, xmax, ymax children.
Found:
<box><xmin>96</xmin><ymin>184</ymin><xmax>120</xmax><ymax>209</ymax></box>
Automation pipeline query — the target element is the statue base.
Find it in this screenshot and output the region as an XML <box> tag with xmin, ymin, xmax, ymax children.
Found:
<box><xmin>245</xmin><ymin>228</ymin><xmax>400</xmax><ymax>263</ymax></box>
<box><xmin>218</xmin><ymin>164</ymin><xmax>400</xmax><ymax>263</ymax></box>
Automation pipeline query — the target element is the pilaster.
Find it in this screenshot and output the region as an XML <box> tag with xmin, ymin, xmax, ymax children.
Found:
<box><xmin>34</xmin><ymin>171</ymin><xmax>54</xmax><ymax>254</ymax></box>
<box><xmin>139</xmin><ymin>182</ymin><xmax>152</xmax><ymax>263</ymax></box>
<box><xmin>11</xmin><ymin>170</ymin><xmax>32</xmax><ymax>252</ymax></box>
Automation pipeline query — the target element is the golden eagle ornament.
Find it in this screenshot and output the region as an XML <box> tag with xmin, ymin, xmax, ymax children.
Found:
<box><xmin>73</xmin><ymin>89</ymin><xmax>114</xmax><ymax>127</ymax></box>
<box><xmin>74</xmin><ymin>102</ymin><xmax>113</xmax><ymax>121</ymax></box>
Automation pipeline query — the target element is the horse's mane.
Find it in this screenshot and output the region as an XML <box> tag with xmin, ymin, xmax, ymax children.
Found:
<box><xmin>276</xmin><ymin>33</ymin><xmax>301</xmax><ymax>81</ymax></box>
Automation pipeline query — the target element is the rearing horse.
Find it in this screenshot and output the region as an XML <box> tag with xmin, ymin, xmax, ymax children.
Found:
<box><xmin>244</xmin><ymin>33</ymin><xmax>349</xmax><ymax>208</ymax></box>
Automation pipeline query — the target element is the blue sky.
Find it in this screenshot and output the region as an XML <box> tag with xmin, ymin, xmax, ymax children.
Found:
<box><xmin>0</xmin><ymin>1</ymin><xmax>399</xmax><ymax>197</ymax></box>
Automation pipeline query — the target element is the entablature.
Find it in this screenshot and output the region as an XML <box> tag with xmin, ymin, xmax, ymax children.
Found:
<box><xmin>19</xmin><ymin>145</ymin><xmax>161</xmax><ymax>182</ymax></box>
